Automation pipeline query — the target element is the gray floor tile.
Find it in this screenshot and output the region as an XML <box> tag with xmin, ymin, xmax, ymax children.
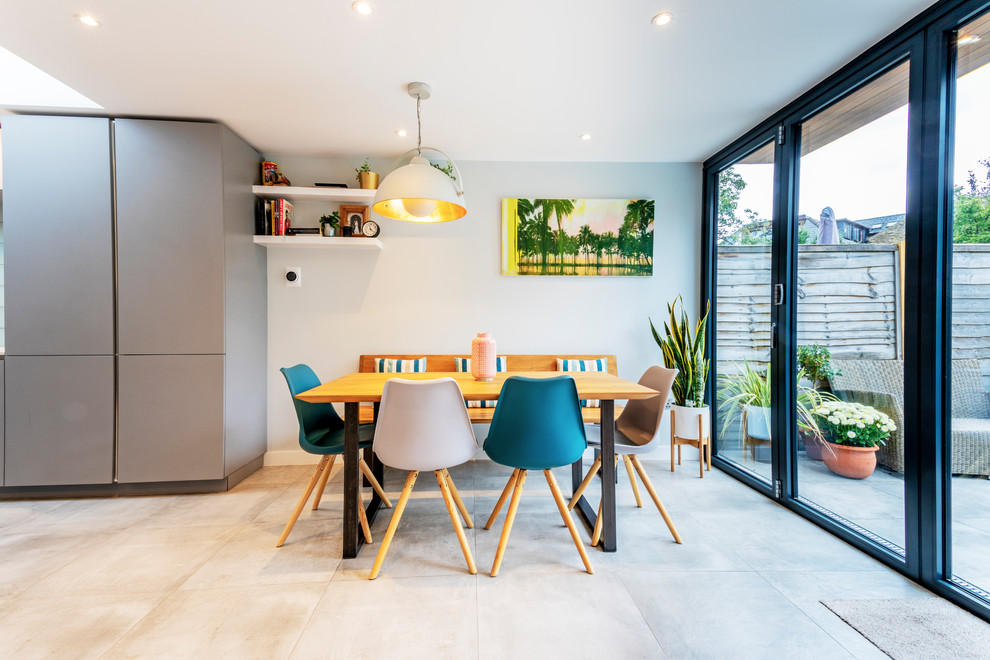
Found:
<box><xmin>0</xmin><ymin>593</ymin><xmax>164</xmax><ymax>659</ymax></box>
<box><xmin>478</xmin><ymin>571</ymin><xmax>664</xmax><ymax>659</ymax></box>
<box><xmin>621</xmin><ymin>570</ymin><xmax>854</xmax><ymax>659</ymax></box>
<box><xmin>291</xmin><ymin>575</ymin><xmax>478</xmax><ymax>660</ymax></box>
<box><xmin>102</xmin><ymin>583</ymin><xmax>326</xmax><ymax>659</ymax></box>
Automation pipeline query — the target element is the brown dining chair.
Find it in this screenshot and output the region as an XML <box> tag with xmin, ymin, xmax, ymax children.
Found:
<box><xmin>568</xmin><ymin>366</ymin><xmax>683</xmax><ymax>545</ymax></box>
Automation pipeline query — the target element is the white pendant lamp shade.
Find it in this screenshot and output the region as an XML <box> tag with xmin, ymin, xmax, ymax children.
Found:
<box><xmin>372</xmin><ymin>155</ymin><xmax>466</xmax><ymax>223</ymax></box>
<box><xmin>373</xmin><ymin>82</ymin><xmax>466</xmax><ymax>223</ymax></box>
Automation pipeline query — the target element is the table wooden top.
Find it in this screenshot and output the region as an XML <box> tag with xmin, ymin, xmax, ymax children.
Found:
<box><xmin>296</xmin><ymin>371</ymin><xmax>659</xmax><ymax>404</ymax></box>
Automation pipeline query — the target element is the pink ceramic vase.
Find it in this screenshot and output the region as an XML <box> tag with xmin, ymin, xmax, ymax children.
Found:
<box><xmin>471</xmin><ymin>333</ymin><xmax>496</xmax><ymax>381</ymax></box>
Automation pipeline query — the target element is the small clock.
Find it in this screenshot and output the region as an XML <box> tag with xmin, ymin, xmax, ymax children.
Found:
<box><xmin>362</xmin><ymin>220</ymin><xmax>381</xmax><ymax>238</ymax></box>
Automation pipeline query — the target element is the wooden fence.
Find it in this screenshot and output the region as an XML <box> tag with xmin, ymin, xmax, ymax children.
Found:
<box><xmin>715</xmin><ymin>244</ymin><xmax>900</xmax><ymax>371</ymax></box>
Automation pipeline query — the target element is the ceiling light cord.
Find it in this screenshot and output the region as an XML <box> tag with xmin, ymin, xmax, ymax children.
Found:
<box><xmin>416</xmin><ymin>94</ymin><xmax>423</xmax><ymax>155</ymax></box>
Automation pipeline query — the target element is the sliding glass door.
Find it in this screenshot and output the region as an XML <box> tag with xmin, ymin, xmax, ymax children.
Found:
<box><xmin>712</xmin><ymin>139</ymin><xmax>777</xmax><ymax>485</ymax></box>
<box><xmin>948</xmin><ymin>7</ymin><xmax>990</xmax><ymax>599</ymax></box>
<box><xmin>793</xmin><ymin>62</ymin><xmax>910</xmax><ymax>553</ymax></box>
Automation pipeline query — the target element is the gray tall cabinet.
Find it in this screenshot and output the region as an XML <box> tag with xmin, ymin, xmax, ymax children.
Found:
<box><xmin>1</xmin><ymin>115</ymin><xmax>267</xmax><ymax>490</ymax></box>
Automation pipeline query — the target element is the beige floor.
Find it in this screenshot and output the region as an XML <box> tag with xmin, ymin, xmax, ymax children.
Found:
<box><xmin>0</xmin><ymin>453</ymin><xmax>938</xmax><ymax>659</ymax></box>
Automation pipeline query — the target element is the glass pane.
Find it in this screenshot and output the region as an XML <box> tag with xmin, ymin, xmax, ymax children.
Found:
<box><xmin>950</xmin><ymin>10</ymin><xmax>990</xmax><ymax>599</ymax></box>
<box><xmin>714</xmin><ymin>140</ymin><xmax>775</xmax><ymax>483</ymax></box>
<box><xmin>795</xmin><ymin>62</ymin><xmax>909</xmax><ymax>553</ymax></box>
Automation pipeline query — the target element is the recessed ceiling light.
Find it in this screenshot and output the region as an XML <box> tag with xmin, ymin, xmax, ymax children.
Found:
<box><xmin>352</xmin><ymin>1</ymin><xmax>374</xmax><ymax>15</ymax></box>
<box><xmin>958</xmin><ymin>34</ymin><xmax>982</xmax><ymax>46</ymax></box>
<box><xmin>651</xmin><ymin>12</ymin><xmax>672</xmax><ymax>26</ymax></box>
<box><xmin>75</xmin><ymin>14</ymin><xmax>100</xmax><ymax>28</ymax></box>
<box><xmin>580</xmin><ymin>133</ymin><xmax>592</xmax><ymax>141</ymax></box>
<box><xmin>395</xmin><ymin>129</ymin><xmax>408</xmax><ymax>137</ymax></box>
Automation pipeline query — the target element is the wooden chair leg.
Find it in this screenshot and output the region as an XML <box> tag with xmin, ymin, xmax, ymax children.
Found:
<box><xmin>442</xmin><ymin>468</ymin><xmax>473</xmax><ymax>529</ymax></box>
<box><xmin>670</xmin><ymin>415</ymin><xmax>677</xmax><ymax>472</ymax></box>
<box><xmin>630</xmin><ymin>456</ymin><xmax>683</xmax><ymax>544</ymax></box>
<box><xmin>592</xmin><ymin>499</ymin><xmax>603</xmax><ymax>546</ymax></box>
<box><xmin>436</xmin><ymin>471</ymin><xmax>477</xmax><ymax>575</ymax></box>
<box><xmin>677</xmin><ymin>444</ymin><xmax>682</xmax><ymax>465</ymax></box>
<box><xmin>622</xmin><ymin>455</ymin><xmax>643</xmax><ymax>507</ymax></box>
<box><xmin>369</xmin><ymin>471</ymin><xmax>418</xmax><ymax>580</ymax></box>
<box><xmin>567</xmin><ymin>456</ymin><xmax>601</xmax><ymax>510</ymax></box>
<box><xmin>311</xmin><ymin>455</ymin><xmax>336</xmax><ymax>510</ymax></box>
<box><xmin>545</xmin><ymin>470</ymin><xmax>593</xmax><ymax>574</ymax></box>
<box><xmin>698</xmin><ymin>416</ymin><xmax>705</xmax><ymax>478</ymax></box>
<box><xmin>277</xmin><ymin>456</ymin><xmax>330</xmax><ymax>547</ymax></box>
<box><xmin>706</xmin><ymin>436</ymin><xmax>712</xmax><ymax>471</ymax></box>
<box><xmin>485</xmin><ymin>468</ymin><xmax>519</xmax><ymax>530</ymax></box>
<box><xmin>359</xmin><ymin>458</ymin><xmax>392</xmax><ymax>508</ymax></box>
<box><xmin>491</xmin><ymin>469</ymin><xmax>527</xmax><ymax>577</ymax></box>
<box><xmin>357</xmin><ymin>488</ymin><xmax>372</xmax><ymax>544</ymax></box>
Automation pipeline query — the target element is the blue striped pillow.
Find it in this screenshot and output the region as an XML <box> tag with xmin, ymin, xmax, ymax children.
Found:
<box><xmin>556</xmin><ymin>358</ymin><xmax>608</xmax><ymax>408</ymax></box>
<box><xmin>454</xmin><ymin>356</ymin><xmax>506</xmax><ymax>408</ymax></box>
<box><xmin>374</xmin><ymin>357</ymin><xmax>427</xmax><ymax>373</ymax></box>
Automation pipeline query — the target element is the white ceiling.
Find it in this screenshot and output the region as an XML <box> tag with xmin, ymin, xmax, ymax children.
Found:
<box><xmin>0</xmin><ymin>0</ymin><xmax>937</xmax><ymax>162</ymax></box>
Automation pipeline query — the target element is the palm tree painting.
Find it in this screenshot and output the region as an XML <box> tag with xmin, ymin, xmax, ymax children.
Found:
<box><xmin>501</xmin><ymin>198</ymin><xmax>654</xmax><ymax>276</ymax></box>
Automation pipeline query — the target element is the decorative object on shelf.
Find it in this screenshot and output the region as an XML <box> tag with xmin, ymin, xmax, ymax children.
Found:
<box><xmin>320</xmin><ymin>211</ymin><xmax>341</xmax><ymax>237</ymax></box>
<box><xmin>362</xmin><ymin>219</ymin><xmax>380</xmax><ymax>238</ymax></box>
<box><xmin>289</xmin><ymin>227</ymin><xmax>321</xmax><ymax>235</ymax></box>
<box><xmin>815</xmin><ymin>400</ymin><xmax>895</xmax><ymax>478</ymax></box>
<box><xmin>314</xmin><ymin>182</ymin><xmax>348</xmax><ymax>188</ymax></box>
<box><xmin>340</xmin><ymin>204</ymin><xmax>369</xmax><ymax>236</ymax></box>
<box><xmin>355</xmin><ymin>158</ymin><xmax>379</xmax><ymax>189</ymax></box>
<box><xmin>262</xmin><ymin>161</ymin><xmax>278</xmax><ymax>185</ymax></box>
<box><xmin>471</xmin><ymin>333</ymin><xmax>497</xmax><ymax>381</ymax></box>
<box><xmin>341</xmin><ymin>226</ymin><xmax>353</xmax><ymax>237</ymax></box>
<box><xmin>372</xmin><ymin>82</ymin><xmax>467</xmax><ymax>223</ymax></box>
<box><xmin>501</xmin><ymin>199</ymin><xmax>654</xmax><ymax>276</ymax></box>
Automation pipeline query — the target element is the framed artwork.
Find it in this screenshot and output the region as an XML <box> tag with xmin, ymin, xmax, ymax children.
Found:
<box><xmin>340</xmin><ymin>205</ymin><xmax>369</xmax><ymax>237</ymax></box>
<box><xmin>501</xmin><ymin>198</ymin><xmax>655</xmax><ymax>276</ymax></box>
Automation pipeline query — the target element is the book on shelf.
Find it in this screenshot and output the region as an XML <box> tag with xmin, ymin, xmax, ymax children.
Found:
<box><xmin>255</xmin><ymin>198</ymin><xmax>272</xmax><ymax>236</ymax></box>
<box><xmin>271</xmin><ymin>198</ymin><xmax>294</xmax><ymax>236</ymax></box>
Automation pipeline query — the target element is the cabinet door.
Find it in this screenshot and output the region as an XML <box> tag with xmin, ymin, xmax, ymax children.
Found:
<box><xmin>4</xmin><ymin>356</ymin><xmax>114</xmax><ymax>486</ymax></box>
<box><xmin>117</xmin><ymin>354</ymin><xmax>224</xmax><ymax>483</ymax></box>
<box><xmin>1</xmin><ymin>116</ymin><xmax>114</xmax><ymax>356</ymax></box>
<box><xmin>115</xmin><ymin>120</ymin><xmax>225</xmax><ymax>355</ymax></box>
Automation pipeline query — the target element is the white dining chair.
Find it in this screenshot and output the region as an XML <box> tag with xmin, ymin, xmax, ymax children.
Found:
<box><xmin>568</xmin><ymin>366</ymin><xmax>683</xmax><ymax>545</ymax></box>
<box><xmin>368</xmin><ymin>377</ymin><xmax>479</xmax><ymax>579</ymax></box>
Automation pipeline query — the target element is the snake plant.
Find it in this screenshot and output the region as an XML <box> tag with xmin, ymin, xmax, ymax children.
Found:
<box><xmin>650</xmin><ymin>296</ymin><xmax>710</xmax><ymax>407</ymax></box>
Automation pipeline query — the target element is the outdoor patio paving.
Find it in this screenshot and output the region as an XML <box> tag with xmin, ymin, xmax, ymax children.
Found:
<box><xmin>717</xmin><ymin>446</ymin><xmax>990</xmax><ymax>594</ymax></box>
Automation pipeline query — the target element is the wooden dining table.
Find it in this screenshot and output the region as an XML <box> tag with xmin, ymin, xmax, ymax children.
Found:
<box><xmin>296</xmin><ymin>370</ymin><xmax>660</xmax><ymax>559</ymax></box>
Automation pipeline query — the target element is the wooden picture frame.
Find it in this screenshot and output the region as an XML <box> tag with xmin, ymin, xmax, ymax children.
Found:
<box><xmin>340</xmin><ymin>205</ymin><xmax>369</xmax><ymax>237</ymax></box>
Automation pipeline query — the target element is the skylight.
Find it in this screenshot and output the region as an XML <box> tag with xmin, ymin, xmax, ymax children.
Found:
<box><xmin>0</xmin><ymin>45</ymin><xmax>101</xmax><ymax>109</ymax></box>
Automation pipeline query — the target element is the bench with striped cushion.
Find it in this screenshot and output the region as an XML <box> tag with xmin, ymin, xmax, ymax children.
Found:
<box><xmin>356</xmin><ymin>354</ymin><xmax>620</xmax><ymax>424</ymax></box>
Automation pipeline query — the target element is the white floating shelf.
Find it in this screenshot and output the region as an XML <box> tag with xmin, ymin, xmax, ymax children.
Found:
<box><xmin>253</xmin><ymin>236</ymin><xmax>382</xmax><ymax>249</ymax></box>
<box><xmin>252</xmin><ymin>185</ymin><xmax>376</xmax><ymax>203</ymax></box>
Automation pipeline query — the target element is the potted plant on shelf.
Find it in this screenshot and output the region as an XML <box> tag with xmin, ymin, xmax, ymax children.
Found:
<box><xmin>650</xmin><ymin>296</ymin><xmax>711</xmax><ymax>447</ymax></box>
<box><xmin>717</xmin><ymin>363</ymin><xmax>828</xmax><ymax>461</ymax></box>
<box><xmin>815</xmin><ymin>400</ymin><xmax>895</xmax><ymax>479</ymax></box>
<box><xmin>320</xmin><ymin>211</ymin><xmax>341</xmax><ymax>237</ymax></box>
<box><xmin>355</xmin><ymin>158</ymin><xmax>379</xmax><ymax>189</ymax></box>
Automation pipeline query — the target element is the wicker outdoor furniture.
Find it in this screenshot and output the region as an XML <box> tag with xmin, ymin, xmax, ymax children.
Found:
<box><xmin>829</xmin><ymin>359</ymin><xmax>990</xmax><ymax>477</ymax></box>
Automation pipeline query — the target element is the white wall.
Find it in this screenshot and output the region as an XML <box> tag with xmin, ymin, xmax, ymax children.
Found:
<box><xmin>262</xmin><ymin>154</ymin><xmax>702</xmax><ymax>463</ymax></box>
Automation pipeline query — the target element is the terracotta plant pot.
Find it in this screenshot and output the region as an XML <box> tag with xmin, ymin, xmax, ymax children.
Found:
<box><xmin>801</xmin><ymin>432</ymin><xmax>826</xmax><ymax>461</ymax></box>
<box><xmin>822</xmin><ymin>441</ymin><xmax>878</xmax><ymax>479</ymax></box>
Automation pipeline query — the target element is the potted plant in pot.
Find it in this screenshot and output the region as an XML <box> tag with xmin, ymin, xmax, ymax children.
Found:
<box><xmin>319</xmin><ymin>211</ymin><xmax>341</xmax><ymax>237</ymax></box>
<box><xmin>717</xmin><ymin>363</ymin><xmax>828</xmax><ymax>461</ymax></box>
<box><xmin>815</xmin><ymin>400</ymin><xmax>895</xmax><ymax>479</ymax></box>
<box><xmin>650</xmin><ymin>296</ymin><xmax>711</xmax><ymax>449</ymax></box>
<box><xmin>355</xmin><ymin>158</ymin><xmax>379</xmax><ymax>189</ymax></box>
<box><xmin>797</xmin><ymin>343</ymin><xmax>839</xmax><ymax>391</ymax></box>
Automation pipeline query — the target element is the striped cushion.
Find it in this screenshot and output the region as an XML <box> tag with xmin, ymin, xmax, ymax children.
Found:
<box><xmin>374</xmin><ymin>357</ymin><xmax>427</xmax><ymax>373</ymax></box>
<box><xmin>556</xmin><ymin>358</ymin><xmax>608</xmax><ymax>408</ymax></box>
<box><xmin>455</xmin><ymin>356</ymin><xmax>506</xmax><ymax>408</ymax></box>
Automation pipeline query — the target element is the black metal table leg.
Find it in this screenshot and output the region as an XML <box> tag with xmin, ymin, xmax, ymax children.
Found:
<box><xmin>343</xmin><ymin>402</ymin><xmax>360</xmax><ymax>559</ymax></box>
<box><xmin>599</xmin><ymin>399</ymin><xmax>616</xmax><ymax>551</ymax></box>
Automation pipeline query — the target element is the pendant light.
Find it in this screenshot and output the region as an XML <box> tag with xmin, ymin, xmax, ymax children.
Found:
<box><xmin>372</xmin><ymin>82</ymin><xmax>467</xmax><ymax>223</ymax></box>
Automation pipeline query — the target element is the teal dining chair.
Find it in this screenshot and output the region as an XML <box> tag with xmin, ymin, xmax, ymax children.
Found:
<box><xmin>483</xmin><ymin>375</ymin><xmax>594</xmax><ymax>576</ymax></box>
<box><xmin>277</xmin><ymin>364</ymin><xmax>391</xmax><ymax>548</ymax></box>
